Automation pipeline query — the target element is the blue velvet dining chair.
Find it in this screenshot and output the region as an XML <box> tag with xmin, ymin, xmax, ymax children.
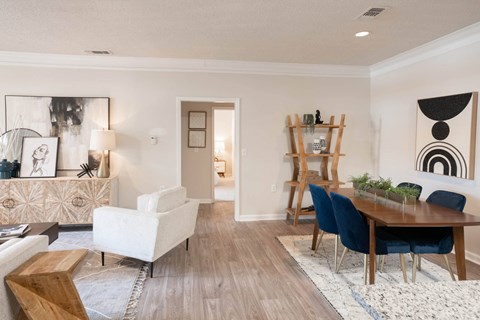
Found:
<box><xmin>408</xmin><ymin>190</ymin><xmax>466</xmax><ymax>282</ymax></box>
<box><xmin>309</xmin><ymin>184</ymin><xmax>339</xmax><ymax>269</ymax></box>
<box><xmin>397</xmin><ymin>182</ymin><xmax>422</xmax><ymax>200</ymax></box>
<box><xmin>330</xmin><ymin>192</ymin><xmax>410</xmax><ymax>284</ymax></box>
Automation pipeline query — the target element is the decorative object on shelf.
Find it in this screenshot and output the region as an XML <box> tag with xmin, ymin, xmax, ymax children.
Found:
<box><xmin>315</xmin><ymin>110</ymin><xmax>324</xmax><ymax>124</ymax></box>
<box><xmin>11</xmin><ymin>160</ymin><xmax>20</xmax><ymax>178</ymax></box>
<box><xmin>302</xmin><ymin>113</ymin><xmax>315</xmax><ymax>134</ymax></box>
<box><xmin>312</xmin><ymin>139</ymin><xmax>321</xmax><ymax>154</ymax></box>
<box><xmin>89</xmin><ymin>129</ymin><xmax>116</xmax><ymax>178</ymax></box>
<box><xmin>319</xmin><ymin>135</ymin><xmax>327</xmax><ymax>153</ymax></box>
<box><xmin>188</xmin><ymin>130</ymin><xmax>206</xmax><ymax>148</ymax></box>
<box><xmin>19</xmin><ymin>137</ymin><xmax>59</xmax><ymax>178</ymax></box>
<box><xmin>77</xmin><ymin>163</ymin><xmax>94</xmax><ymax>178</ymax></box>
<box><xmin>0</xmin><ymin>159</ymin><xmax>13</xmax><ymax>179</ymax></box>
<box><xmin>5</xmin><ymin>95</ymin><xmax>110</xmax><ymax>171</ymax></box>
<box><xmin>415</xmin><ymin>92</ymin><xmax>478</xmax><ymax>180</ymax></box>
<box><xmin>188</xmin><ymin>111</ymin><xmax>207</xmax><ymax>129</ymax></box>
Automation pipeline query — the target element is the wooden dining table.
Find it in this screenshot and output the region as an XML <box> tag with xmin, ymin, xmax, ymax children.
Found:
<box><xmin>320</xmin><ymin>188</ymin><xmax>480</xmax><ymax>285</ymax></box>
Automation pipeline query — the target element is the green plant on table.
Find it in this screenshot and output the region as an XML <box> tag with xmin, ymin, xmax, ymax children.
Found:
<box><xmin>348</xmin><ymin>173</ymin><xmax>371</xmax><ymax>190</ymax></box>
<box><xmin>364</xmin><ymin>177</ymin><xmax>393</xmax><ymax>191</ymax></box>
<box><xmin>386</xmin><ymin>186</ymin><xmax>420</xmax><ymax>199</ymax></box>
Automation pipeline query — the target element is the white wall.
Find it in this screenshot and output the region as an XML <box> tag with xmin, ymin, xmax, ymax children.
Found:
<box><xmin>371</xmin><ymin>41</ymin><xmax>480</xmax><ymax>260</ymax></box>
<box><xmin>0</xmin><ymin>64</ymin><xmax>372</xmax><ymax>220</ymax></box>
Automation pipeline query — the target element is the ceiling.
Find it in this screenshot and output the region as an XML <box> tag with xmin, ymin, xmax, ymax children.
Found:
<box><xmin>1</xmin><ymin>0</ymin><xmax>480</xmax><ymax>66</ymax></box>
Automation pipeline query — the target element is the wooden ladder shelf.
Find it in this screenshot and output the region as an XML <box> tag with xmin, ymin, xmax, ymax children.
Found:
<box><xmin>285</xmin><ymin>113</ymin><xmax>346</xmax><ymax>225</ymax></box>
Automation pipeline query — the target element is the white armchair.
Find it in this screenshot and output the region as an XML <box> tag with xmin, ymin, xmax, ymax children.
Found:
<box><xmin>93</xmin><ymin>186</ymin><xmax>199</xmax><ymax>277</ymax></box>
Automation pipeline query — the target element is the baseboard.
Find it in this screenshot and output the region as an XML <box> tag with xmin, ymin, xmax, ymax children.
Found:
<box><xmin>236</xmin><ymin>213</ymin><xmax>315</xmax><ymax>222</ymax></box>
<box><xmin>198</xmin><ymin>199</ymin><xmax>214</xmax><ymax>204</ymax></box>
<box><xmin>465</xmin><ymin>250</ymin><xmax>480</xmax><ymax>266</ymax></box>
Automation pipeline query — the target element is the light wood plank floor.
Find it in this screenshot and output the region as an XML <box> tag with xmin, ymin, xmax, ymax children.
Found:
<box><xmin>136</xmin><ymin>202</ymin><xmax>480</xmax><ymax>320</ymax></box>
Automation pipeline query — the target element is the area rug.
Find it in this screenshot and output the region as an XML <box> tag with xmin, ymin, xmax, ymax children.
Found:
<box><xmin>49</xmin><ymin>231</ymin><xmax>148</xmax><ymax>320</ymax></box>
<box><xmin>277</xmin><ymin>234</ymin><xmax>454</xmax><ymax>320</ymax></box>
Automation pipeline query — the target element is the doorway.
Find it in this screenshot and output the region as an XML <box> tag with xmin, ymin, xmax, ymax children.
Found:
<box><xmin>213</xmin><ymin>108</ymin><xmax>235</xmax><ymax>201</ymax></box>
<box><xmin>177</xmin><ymin>97</ymin><xmax>240</xmax><ymax>220</ymax></box>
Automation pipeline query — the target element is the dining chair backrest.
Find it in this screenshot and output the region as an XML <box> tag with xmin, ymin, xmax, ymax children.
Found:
<box><xmin>426</xmin><ymin>190</ymin><xmax>466</xmax><ymax>212</ymax></box>
<box><xmin>397</xmin><ymin>182</ymin><xmax>422</xmax><ymax>200</ymax></box>
<box><xmin>329</xmin><ymin>192</ymin><xmax>369</xmax><ymax>254</ymax></box>
<box><xmin>309</xmin><ymin>184</ymin><xmax>338</xmax><ymax>234</ymax></box>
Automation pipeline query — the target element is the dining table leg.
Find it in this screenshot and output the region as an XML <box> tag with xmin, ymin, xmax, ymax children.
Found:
<box><xmin>311</xmin><ymin>219</ymin><xmax>319</xmax><ymax>250</ymax></box>
<box><xmin>369</xmin><ymin>218</ymin><xmax>376</xmax><ymax>284</ymax></box>
<box><xmin>453</xmin><ymin>226</ymin><xmax>466</xmax><ymax>280</ymax></box>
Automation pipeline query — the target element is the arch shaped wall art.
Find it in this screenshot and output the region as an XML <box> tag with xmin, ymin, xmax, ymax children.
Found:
<box><xmin>415</xmin><ymin>92</ymin><xmax>478</xmax><ymax>179</ymax></box>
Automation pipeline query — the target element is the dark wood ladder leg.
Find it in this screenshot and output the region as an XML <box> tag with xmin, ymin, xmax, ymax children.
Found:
<box><xmin>150</xmin><ymin>262</ymin><xmax>154</xmax><ymax>278</ymax></box>
<box><xmin>101</xmin><ymin>252</ymin><xmax>105</xmax><ymax>266</ymax></box>
<box><xmin>186</xmin><ymin>238</ymin><xmax>189</xmax><ymax>251</ymax></box>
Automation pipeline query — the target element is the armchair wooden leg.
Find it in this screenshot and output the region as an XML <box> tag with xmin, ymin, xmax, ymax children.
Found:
<box><xmin>150</xmin><ymin>262</ymin><xmax>154</xmax><ymax>278</ymax></box>
<box><xmin>186</xmin><ymin>238</ymin><xmax>189</xmax><ymax>251</ymax></box>
<box><xmin>101</xmin><ymin>252</ymin><xmax>105</xmax><ymax>266</ymax></box>
<box><xmin>363</xmin><ymin>254</ymin><xmax>368</xmax><ymax>285</ymax></box>
<box><xmin>336</xmin><ymin>247</ymin><xmax>348</xmax><ymax>273</ymax></box>
<box><xmin>314</xmin><ymin>231</ymin><xmax>325</xmax><ymax>253</ymax></box>
<box><xmin>412</xmin><ymin>254</ymin><xmax>418</xmax><ymax>283</ymax></box>
<box><xmin>399</xmin><ymin>254</ymin><xmax>408</xmax><ymax>283</ymax></box>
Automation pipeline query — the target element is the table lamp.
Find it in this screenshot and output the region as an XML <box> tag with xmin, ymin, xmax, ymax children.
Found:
<box><xmin>89</xmin><ymin>129</ymin><xmax>116</xmax><ymax>178</ymax></box>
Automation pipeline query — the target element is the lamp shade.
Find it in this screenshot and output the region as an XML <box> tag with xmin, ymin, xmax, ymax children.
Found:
<box><xmin>90</xmin><ymin>129</ymin><xmax>116</xmax><ymax>151</ymax></box>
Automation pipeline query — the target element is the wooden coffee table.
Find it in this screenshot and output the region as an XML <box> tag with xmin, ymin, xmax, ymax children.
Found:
<box><xmin>0</xmin><ymin>222</ymin><xmax>59</xmax><ymax>244</ymax></box>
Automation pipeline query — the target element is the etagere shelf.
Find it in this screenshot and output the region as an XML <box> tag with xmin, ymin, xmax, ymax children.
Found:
<box><xmin>285</xmin><ymin>113</ymin><xmax>346</xmax><ymax>225</ymax></box>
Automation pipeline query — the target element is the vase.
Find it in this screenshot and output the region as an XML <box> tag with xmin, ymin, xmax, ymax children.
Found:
<box><xmin>319</xmin><ymin>136</ymin><xmax>327</xmax><ymax>153</ymax></box>
<box><xmin>11</xmin><ymin>160</ymin><xmax>20</xmax><ymax>178</ymax></box>
<box><xmin>0</xmin><ymin>159</ymin><xmax>13</xmax><ymax>179</ymax></box>
<box><xmin>312</xmin><ymin>139</ymin><xmax>321</xmax><ymax>154</ymax></box>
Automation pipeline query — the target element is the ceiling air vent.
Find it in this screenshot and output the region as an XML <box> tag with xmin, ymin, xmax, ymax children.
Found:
<box><xmin>85</xmin><ymin>50</ymin><xmax>112</xmax><ymax>55</ymax></box>
<box><xmin>357</xmin><ymin>7</ymin><xmax>387</xmax><ymax>19</ymax></box>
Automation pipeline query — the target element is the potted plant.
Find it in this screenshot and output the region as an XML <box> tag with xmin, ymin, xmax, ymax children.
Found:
<box><xmin>363</xmin><ymin>177</ymin><xmax>393</xmax><ymax>197</ymax></box>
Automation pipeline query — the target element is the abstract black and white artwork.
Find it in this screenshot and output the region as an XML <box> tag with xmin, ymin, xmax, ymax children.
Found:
<box><xmin>5</xmin><ymin>96</ymin><xmax>109</xmax><ymax>171</ymax></box>
<box><xmin>415</xmin><ymin>92</ymin><xmax>478</xmax><ymax>179</ymax></box>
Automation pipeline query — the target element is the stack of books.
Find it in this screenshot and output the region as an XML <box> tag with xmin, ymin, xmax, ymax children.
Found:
<box><xmin>0</xmin><ymin>224</ymin><xmax>30</xmax><ymax>240</ymax></box>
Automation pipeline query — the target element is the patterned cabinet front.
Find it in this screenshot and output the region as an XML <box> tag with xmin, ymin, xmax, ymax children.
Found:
<box><xmin>0</xmin><ymin>181</ymin><xmax>11</xmax><ymax>224</ymax></box>
<box><xmin>2</xmin><ymin>177</ymin><xmax>117</xmax><ymax>225</ymax></box>
<box><xmin>9</xmin><ymin>179</ymin><xmax>46</xmax><ymax>223</ymax></box>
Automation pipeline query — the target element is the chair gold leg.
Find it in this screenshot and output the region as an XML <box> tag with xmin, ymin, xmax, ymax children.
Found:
<box><xmin>399</xmin><ymin>254</ymin><xmax>408</xmax><ymax>283</ymax></box>
<box><xmin>443</xmin><ymin>255</ymin><xmax>456</xmax><ymax>281</ymax></box>
<box><xmin>412</xmin><ymin>254</ymin><xmax>418</xmax><ymax>283</ymax></box>
<box><xmin>336</xmin><ymin>247</ymin><xmax>348</xmax><ymax>273</ymax></box>
<box><xmin>334</xmin><ymin>235</ymin><xmax>339</xmax><ymax>271</ymax></box>
<box><xmin>380</xmin><ymin>255</ymin><xmax>386</xmax><ymax>272</ymax></box>
<box><xmin>314</xmin><ymin>231</ymin><xmax>325</xmax><ymax>253</ymax></box>
<box><xmin>364</xmin><ymin>254</ymin><xmax>368</xmax><ymax>285</ymax></box>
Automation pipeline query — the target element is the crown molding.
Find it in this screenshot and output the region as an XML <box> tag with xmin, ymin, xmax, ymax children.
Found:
<box><xmin>0</xmin><ymin>51</ymin><xmax>369</xmax><ymax>78</ymax></box>
<box><xmin>370</xmin><ymin>22</ymin><xmax>480</xmax><ymax>77</ymax></box>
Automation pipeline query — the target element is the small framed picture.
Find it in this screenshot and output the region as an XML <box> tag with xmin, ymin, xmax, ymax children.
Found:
<box><xmin>189</xmin><ymin>111</ymin><xmax>207</xmax><ymax>129</ymax></box>
<box><xmin>20</xmin><ymin>137</ymin><xmax>59</xmax><ymax>178</ymax></box>
<box><xmin>188</xmin><ymin>130</ymin><xmax>206</xmax><ymax>148</ymax></box>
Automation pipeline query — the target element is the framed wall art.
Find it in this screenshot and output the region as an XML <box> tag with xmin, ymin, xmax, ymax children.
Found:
<box><xmin>188</xmin><ymin>111</ymin><xmax>207</xmax><ymax>129</ymax></box>
<box><xmin>415</xmin><ymin>92</ymin><xmax>478</xmax><ymax>179</ymax></box>
<box><xmin>5</xmin><ymin>96</ymin><xmax>110</xmax><ymax>171</ymax></box>
<box><xmin>188</xmin><ymin>130</ymin><xmax>206</xmax><ymax>148</ymax></box>
<box><xmin>19</xmin><ymin>137</ymin><xmax>59</xmax><ymax>178</ymax></box>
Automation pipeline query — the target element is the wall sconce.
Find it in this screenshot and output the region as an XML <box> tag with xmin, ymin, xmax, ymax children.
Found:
<box><xmin>89</xmin><ymin>129</ymin><xmax>116</xmax><ymax>178</ymax></box>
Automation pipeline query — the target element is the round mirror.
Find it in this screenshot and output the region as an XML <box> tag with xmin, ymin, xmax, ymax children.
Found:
<box><xmin>0</xmin><ymin>128</ymin><xmax>41</xmax><ymax>161</ymax></box>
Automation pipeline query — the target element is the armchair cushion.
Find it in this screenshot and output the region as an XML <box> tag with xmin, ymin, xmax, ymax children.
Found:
<box><xmin>137</xmin><ymin>186</ymin><xmax>186</xmax><ymax>213</ymax></box>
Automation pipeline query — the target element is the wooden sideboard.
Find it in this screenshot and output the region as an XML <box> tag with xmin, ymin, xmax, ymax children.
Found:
<box><xmin>0</xmin><ymin>176</ymin><xmax>117</xmax><ymax>225</ymax></box>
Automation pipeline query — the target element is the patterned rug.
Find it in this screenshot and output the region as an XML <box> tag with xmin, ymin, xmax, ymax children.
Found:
<box><xmin>49</xmin><ymin>231</ymin><xmax>148</xmax><ymax>320</ymax></box>
<box><xmin>277</xmin><ymin>234</ymin><xmax>454</xmax><ymax>319</ymax></box>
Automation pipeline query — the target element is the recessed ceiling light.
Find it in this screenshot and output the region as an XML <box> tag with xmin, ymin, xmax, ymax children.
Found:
<box><xmin>84</xmin><ymin>50</ymin><xmax>113</xmax><ymax>55</ymax></box>
<box><xmin>355</xmin><ymin>31</ymin><xmax>370</xmax><ymax>37</ymax></box>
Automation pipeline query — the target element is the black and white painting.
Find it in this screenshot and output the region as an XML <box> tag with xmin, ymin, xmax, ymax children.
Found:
<box><xmin>5</xmin><ymin>96</ymin><xmax>110</xmax><ymax>170</ymax></box>
<box><xmin>19</xmin><ymin>137</ymin><xmax>59</xmax><ymax>178</ymax></box>
<box><xmin>415</xmin><ymin>92</ymin><xmax>478</xmax><ymax>179</ymax></box>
